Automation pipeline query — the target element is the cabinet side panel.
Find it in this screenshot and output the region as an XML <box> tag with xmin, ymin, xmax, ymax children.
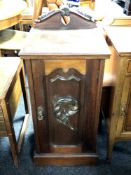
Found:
<box><xmin>83</xmin><ymin>59</ymin><xmax>104</xmax><ymax>151</ymax></box>
<box><xmin>31</xmin><ymin>60</ymin><xmax>49</xmax><ymax>152</ymax></box>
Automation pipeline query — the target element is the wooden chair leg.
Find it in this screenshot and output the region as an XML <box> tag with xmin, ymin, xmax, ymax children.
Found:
<box><xmin>20</xmin><ymin>61</ymin><xmax>29</xmax><ymax>114</ymax></box>
<box><xmin>18</xmin><ymin>114</ymin><xmax>29</xmax><ymax>153</ymax></box>
<box><xmin>17</xmin><ymin>61</ymin><xmax>30</xmax><ymax>153</ymax></box>
<box><xmin>8</xmin><ymin>134</ymin><xmax>19</xmax><ymax>167</ymax></box>
<box><xmin>107</xmin><ymin>138</ymin><xmax>115</xmax><ymax>162</ymax></box>
<box><xmin>1</xmin><ymin>101</ymin><xmax>19</xmax><ymax>167</ymax></box>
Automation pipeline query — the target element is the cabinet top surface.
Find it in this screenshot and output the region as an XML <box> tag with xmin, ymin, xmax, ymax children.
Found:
<box><xmin>105</xmin><ymin>27</ymin><xmax>131</xmax><ymax>56</ymax></box>
<box><xmin>0</xmin><ymin>57</ymin><xmax>21</xmax><ymax>100</ymax></box>
<box><xmin>20</xmin><ymin>28</ymin><xmax>110</xmax><ymax>59</ymax></box>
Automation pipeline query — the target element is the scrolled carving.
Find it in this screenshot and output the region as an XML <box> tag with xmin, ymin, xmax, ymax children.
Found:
<box><xmin>35</xmin><ymin>6</ymin><xmax>95</xmax><ymax>24</ymax></box>
<box><xmin>52</xmin><ymin>95</ymin><xmax>79</xmax><ymax>131</ymax></box>
<box><xmin>50</xmin><ymin>74</ymin><xmax>81</xmax><ymax>83</ymax></box>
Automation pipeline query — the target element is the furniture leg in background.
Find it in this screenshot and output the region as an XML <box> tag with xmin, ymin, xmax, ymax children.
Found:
<box><xmin>0</xmin><ymin>57</ymin><xmax>29</xmax><ymax>167</ymax></box>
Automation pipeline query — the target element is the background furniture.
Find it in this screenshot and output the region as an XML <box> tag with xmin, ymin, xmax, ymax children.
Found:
<box><xmin>33</xmin><ymin>0</ymin><xmax>95</xmax><ymax>21</ymax></box>
<box><xmin>0</xmin><ymin>57</ymin><xmax>29</xmax><ymax>167</ymax></box>
<box><xmin>0</xmin><ymin>0</ymin><xmax>28</xmax><ymax>56</ymax></box>
<box><xmin>104</xmin><ymin>27</ymin><xmax>131</xmax><ymax>160</ymax></box>
<box><xmin>20</xmin><ymin>9</ymin><xmax>110</xmax><ymax>166</ymax></box>
<box><xmin>124</xmin><ymin>0</ymin><xmax>131</xmax><ymax>15</ymax></box>
<box><xmin>80</xmin><ymin>0</ymin><xmax>95</xmax><ymax>9</ymax></box>
<box><xmin>108</xmin><ymin>16</ymin><xmax>131</xmax><ymax>26</ymax></box>
<box><xmin>0</xmin><ymin>29</ymin><xmax>27</xmax><ymax>56</ymax></box>
<box><xmin>0</xmin><ymin>0</ymin><xmax>26</xmax><ymax>30</ymax></box>
<box><xmin>101</xmin><ymin>17</ymin><xmax>131</xmax><ymax>123</ymax></box>
<box><xmin>19</xmin><ymin>0</ymin><xmax>34</xmax><ymax>31</ymax></box>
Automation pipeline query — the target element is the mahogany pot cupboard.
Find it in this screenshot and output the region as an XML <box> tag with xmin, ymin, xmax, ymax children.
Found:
<box><xmin>20</xmin><ymin>9</ymin><xmax>110</xmax><ymax>165</ymax></box>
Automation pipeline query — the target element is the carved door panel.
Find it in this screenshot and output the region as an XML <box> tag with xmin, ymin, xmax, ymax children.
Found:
<box><xmin>31</xmin><ymin>59</ymin><xmax>103</xmax><ymax>153</ymax></box>
<box><xmin>46</xmin><ymin>68</ymin><xmax>84</xmax><ymax>146</ymax></box>
<box><xmin>116</xmin><ymin>76</ymin><xmax>131</xmax><ymax>136</ymax></box>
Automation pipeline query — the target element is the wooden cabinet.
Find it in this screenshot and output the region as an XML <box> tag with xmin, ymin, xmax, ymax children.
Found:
<box><xmin>105</xmin><ymin>27</ymin><xmax>131</xmax><ymax>160</ymax></box>
<box><xmin>20</xmin><ymin>10</ymin><xmax>110</xmax><ymax>165</ymax></box>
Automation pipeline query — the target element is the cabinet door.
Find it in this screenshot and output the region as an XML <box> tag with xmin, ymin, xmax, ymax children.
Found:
<box><xmin>31</xmin><ymin>59</ymin><xmax>104</xmax><ymax>153</ymax></box>
<box><xmin>116</xmin><ymin>76</ymin><xmax>131</xmax><ymax>138</ymax></box>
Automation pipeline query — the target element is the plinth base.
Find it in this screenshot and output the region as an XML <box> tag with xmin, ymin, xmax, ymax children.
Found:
<box><xmin>33</xmin><ymin>152</ymin><xmax>98</xmax><ymax>166</ymax></box>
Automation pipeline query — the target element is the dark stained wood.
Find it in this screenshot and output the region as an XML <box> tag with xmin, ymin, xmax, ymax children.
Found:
<box><xmin>24</xmin><ymin>60</ymin><xmax>42</xmax><ymax>153</ymax></box>
<box><xmin>50</xmin><ymin>144</ymin><xmax>82</xmax><ymax>153</ymax></box>
<box><xmin>20</xmin><ymin>10</ymin><xmax>110</xmax><ymax>165</ymax></box>
<box><xmin>46</xmin><ymin>68</ymin><xmax>84</xmax><ymax>145</ymax></box>
<box><xmin>34</xmin><ymin>10</ymin><xmax>96</xmax><ymax>30</ymax></box>
<box><xmin>82</xmin><ymin>59</ymin><xmax>105</xmax><ymax>152</ymax></box>
<box><xmin>22</xmin><ymin>59</ymin><xmax>108</xmax><ymax>165</ymax></box>
<box><xmin>34</xmin><ymin>152</ymin><xmax>98</xmax><ymax>166</ymax></box>
<box><xmin>31</xmin><ymin>60</ymin><xmax>49</xmax><ymax>152</ymax></box>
